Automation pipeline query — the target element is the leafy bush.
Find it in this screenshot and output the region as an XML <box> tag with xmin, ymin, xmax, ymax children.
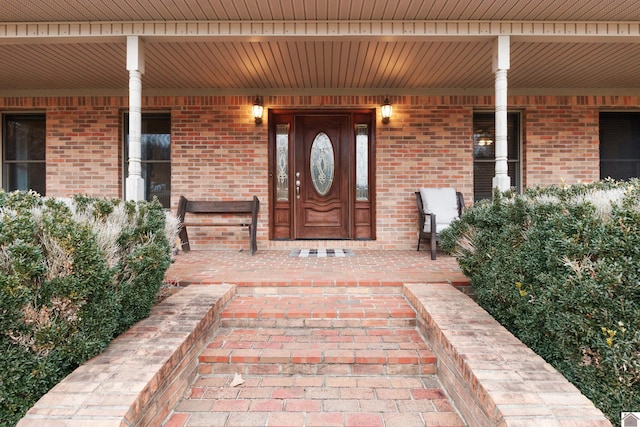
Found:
<box><xmin>440</xmin><ymin>179</ymin><xmax>640</xmax><ymax>424</ymax></box>
<box><xmin>0</xmin><ymin>191</ymin><xmax>177</xmax><ymax>426</ymax></box>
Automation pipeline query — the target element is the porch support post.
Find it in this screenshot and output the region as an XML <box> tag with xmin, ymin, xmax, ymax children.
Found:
<box><xmin>125</xmin><ymin>36</ymin><xmax>145</xmax><ymax>202</ymax></box>
<box><xmin>492</xmin><ymin>35</ymin><xmax>511</xmax><ymax>192</ymax></box>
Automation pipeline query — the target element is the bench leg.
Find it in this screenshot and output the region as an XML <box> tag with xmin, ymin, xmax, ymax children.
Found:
<box><xmin>430</xmin><ymin>234</ymin><xmax>437</xmax><ymax>260</ymax></box>
<box><xmin>178</xmin><ymin>226</ymin><xmax>191</xmax><ymax>252</ymax></box>
<box><xmin>249</xmin><ymin>223</ymin><xmax>257</xmax><ymax>255</ymax></box>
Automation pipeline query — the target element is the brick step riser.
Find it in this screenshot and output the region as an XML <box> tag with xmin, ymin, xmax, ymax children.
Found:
<box><xmin>198</xmin><ymin>343</ymin><xmax>437</xmax><ymax>377</ymax></box>
<box><xmin>221</xmin><ymin>318</ymin><xmax>417</xmax><ymax>328</ymax></box>
<box><xmin>235</xmin><ymin>287</ymin><xmax>406</xmax><ymax>295</ymax></box>
<box><xmin>198</xmin><ymin>362</ymin><xmax>436</xmax><ymax>376</ymax></box>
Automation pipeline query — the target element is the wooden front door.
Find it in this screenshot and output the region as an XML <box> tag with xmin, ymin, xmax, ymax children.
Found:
<box><xmin>269</xmin><ymin>109</ymin><xmax>375</xmax><ymax>241</ymax></box>
<box><xmin>294</xmin><ymin>114</ymin><xmax>351</xmax><ymax>239</ymax></box>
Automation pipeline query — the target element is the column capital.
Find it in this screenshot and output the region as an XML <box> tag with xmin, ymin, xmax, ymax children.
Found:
<box><xmin>126</xmin><ymin>35</ymin><xmax>145</xmax><ymax>73</ymax></box>
<box><xmin>492</xmin><ymin>35</ymin><xmax>510</xmax><ymax>72</ymax></box>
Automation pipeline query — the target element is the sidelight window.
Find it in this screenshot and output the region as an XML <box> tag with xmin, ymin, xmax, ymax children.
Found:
<box><xmin>276</xmin><ymin>124</ymin><xmax>289</xmax><ymax>201</ymax></box>
<box><xmin>356</xmin><ymin>124</ymin><xmax>369</xmax><ymax>200</ymax></box>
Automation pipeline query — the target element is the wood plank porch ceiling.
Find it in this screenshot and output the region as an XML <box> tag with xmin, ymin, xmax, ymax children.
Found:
<box><xmin>1</xmin><ymin>0</ymin><xmax>640</xmax><ymax>94</ymax></box>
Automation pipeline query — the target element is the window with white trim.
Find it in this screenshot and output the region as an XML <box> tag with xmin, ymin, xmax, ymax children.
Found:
<box><xmin>3</xmin><ymin>114</ymin><xmax>46</xmax><ymax>195</ymax></box>
<box><xmin>473</xmin><ymin>112</ymin><xmax>521</xmax><ymax>202</ymax></box>
<box><xmin>600</xmin><ymin>112</ymin><xmax>640</xmax><ymax>180</ymax></box>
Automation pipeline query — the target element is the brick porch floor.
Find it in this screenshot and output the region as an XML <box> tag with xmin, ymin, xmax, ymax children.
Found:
<box><xmin>164</xmin><ymin>249</ymin><xmax>470</xmax><ymax>288</ymax></box>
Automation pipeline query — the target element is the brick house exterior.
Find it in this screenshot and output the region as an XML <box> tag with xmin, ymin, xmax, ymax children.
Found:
<box><xmin>1</xmin><ymin>1</ymin><xmax>639</xmax><ymax>251</ymax></box>
<box><xmin>0</xmin><ymin>93</ymin><xmax>619</xmax><ymax>250</ymax></box>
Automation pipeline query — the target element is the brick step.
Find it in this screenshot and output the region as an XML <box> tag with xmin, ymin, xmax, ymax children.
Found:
<box><xmin>220</xmin><ymin>294</ymin><xmax>417</xmax><ymax>329</ymax></box>
<box><xmin>198</xmin><ymin>327</ymin><xmax>436</xmax><ymax>376</ymax></box>
<box><xmin>167</xmin><ymin>374</ymin><xmax>465</xmax><ymax>427</ymax></box>
<box><xmin>235</xmin><ymin>286</ymin><xmax>407</xmax><ymax>295</ymax></box>
<box><xmin>198</xmin><ymin>348</ymin><xmax>436</xmax><ymax>376</ymax></box>
<box><xmin>221</xmin><ymin>317</ymin><xmax>416</xmax><ymax>328</ymax></box>
<box><xmin>231</xmin><ymin>281</ymin><xmax>407</xmax><ymax>289</ymax></box>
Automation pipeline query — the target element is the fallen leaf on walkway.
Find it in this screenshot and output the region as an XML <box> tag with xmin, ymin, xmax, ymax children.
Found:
<box><xmin>230</xmin><ymin>373</ymin><xmax>244</xmax><ymax>387</ymax></box>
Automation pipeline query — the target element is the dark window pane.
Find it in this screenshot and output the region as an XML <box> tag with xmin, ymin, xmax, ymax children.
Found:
<box><xmin>507</xmin><ymin>114</ymin><xmax>520</xmax><ymax>160</ymax></box>
<box><xmin>473</xmin><ymin>162</ymin><xmax>494</xmax><ymax>202</ymax></box>
<box><xmin>601</xmin><ymin>160</ymin><xmax>640</xmax><ymax>181</ymax></box>
<box><xmin>141</xmin><ymin>115</ymin><xmax>171</xmax><ymax>134</ymax></box>
<box><xmin>142</xmin><ymin>134</ymin><xmax>171</xmax><ymax>161</ymax></box>
<box><xmin>600</xmin><ymin>112</ymin><xmax>640</xmax><ymax>180</ymax></box>
<box><xmin>6</xmin><ymin>163</ymin><xmax>46</xmax><ymax>195</ymax></box>
<box><xmin>473</xmin><ymin>113</ymin><xmax>495</xmax><ymax>159</ymax></box>
<box><xmin>144</xmin><ymin>163</ymin><xmax>171</xmax><ymax>208</ymax></box>
<box><xmin>4</xmin><ymin>114</ymin><xmax>46</xmax><ymax>195</ymax></box>
<box><xmin>508</xmin><ymin>161</ymin><xmax>520</xmax><ymax>192</ymax></box>
<box><xmin>5</xmin><ymin>115</ymin><xmax>46</xmax><ymax>161</ymax></box>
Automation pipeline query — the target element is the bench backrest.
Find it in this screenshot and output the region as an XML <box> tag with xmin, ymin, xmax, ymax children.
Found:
<box><xmin>184</xmin><ymin>199</ymin><xmax>257</xmax><ymax>214</ymax></box>
<box><xmin>177</xmin><ymin>195</ymin><xmax>259</xmax><ymax>222</ymax></box>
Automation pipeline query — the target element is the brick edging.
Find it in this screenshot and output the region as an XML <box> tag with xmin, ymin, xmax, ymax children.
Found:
<box><xmin>17</xmin><ymin>284</ymin><xmax>235</xmax><ymax>427</ymax></box>
<box><xmin>404</xmin><ymin>283</ymin><xmax>612</xmax><ymax>427</ymax></box>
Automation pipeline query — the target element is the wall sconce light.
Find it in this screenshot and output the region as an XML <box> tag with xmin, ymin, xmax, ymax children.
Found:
<box><xmin>381</xmin><ymin>97</ymin><xmax>392</xmax><ymax>124</ymax></box>
<box><xmin>252</xmin><ymin>96</ymin><xmax>264</xmax><ymax>125</ymax></box>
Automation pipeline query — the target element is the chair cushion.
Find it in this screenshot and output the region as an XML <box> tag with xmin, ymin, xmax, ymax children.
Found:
<box><xmin>420</xmin><ymin>187</ymin><xmax>459</xmax><ymax>233</ymax></box>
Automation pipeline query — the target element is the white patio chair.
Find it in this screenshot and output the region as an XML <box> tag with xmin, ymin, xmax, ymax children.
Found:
<box><xmin>415</xmin><ymin>188</ymin><xmax>465</xmax><ymax>260</ymax></box>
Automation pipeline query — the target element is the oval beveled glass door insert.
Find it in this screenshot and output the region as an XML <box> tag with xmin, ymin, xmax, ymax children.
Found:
<box><xmin>310</xmin><ymin>132</ymin><xmax>335</xmax><ymax>196</ymax></box>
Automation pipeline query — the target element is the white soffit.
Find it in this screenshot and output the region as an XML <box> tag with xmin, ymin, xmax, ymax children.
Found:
<box><xmin>0</xmin><ymin>0</ymin><xmax>639</xmax><ymax>94</ymax></box>
<box><xmin>1</xmin><ymin>0</ymin><xmax>640</xmax><ymax>22</ymax></box>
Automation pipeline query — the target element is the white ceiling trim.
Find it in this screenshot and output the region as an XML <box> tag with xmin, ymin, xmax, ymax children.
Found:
<box><xmin>3</xmin><ymin>0</ymin><xmax>640</xmax><ymax>23</ymax></box>
<box><xmin>2</xmin><ymin>20</ymin><xmax>640</xmax><ymax>42</ymax></box>
<box><xmin>5</xmin><ymin>87</ymin><xmax>640</xmax><ymax>99</ymax></box>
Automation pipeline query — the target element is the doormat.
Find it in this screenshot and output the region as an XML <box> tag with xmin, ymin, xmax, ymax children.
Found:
<box><xmin>289</xmin><ymin>249</ymin><xmax>355</xmax><ymax>258</ymax></box>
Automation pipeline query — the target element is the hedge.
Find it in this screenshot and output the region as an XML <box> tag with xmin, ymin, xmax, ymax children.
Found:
<box><xmin>440</xmin><ymin>179</ymin><xmax>640</xmax><ymax>424</ymax></box>
<box><xmin>0</xmin><ymin>191</ymin><xmax>178</xmax><ymax>426</ymax></box>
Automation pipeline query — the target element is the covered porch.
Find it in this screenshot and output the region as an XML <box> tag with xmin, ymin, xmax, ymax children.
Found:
<box><xmin>2</xmin><ymin>0</ymin><xmax>640</xmax><ymax>251</ymax></box>
<box><xmin>3</xmin><ymin>2</ymin><xmax>634</xmax><ymax>425</ymax></box>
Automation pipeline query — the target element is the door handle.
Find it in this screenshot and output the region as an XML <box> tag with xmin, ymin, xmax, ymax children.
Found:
<box><xmin>295</xmin><ymin>172</ymin><xmax>301</xmax><ymax>199</ymax></box>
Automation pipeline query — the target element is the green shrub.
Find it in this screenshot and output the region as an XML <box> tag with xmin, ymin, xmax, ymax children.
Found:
<box><xmin>440</xmin><ymin>179</ymin><xmax>640</xmax><ymax>424</ymax></box>
<box><xmin>0</xmin><ymin>191</ymin><xmax>176</xmax><ymax>426</ymax></box>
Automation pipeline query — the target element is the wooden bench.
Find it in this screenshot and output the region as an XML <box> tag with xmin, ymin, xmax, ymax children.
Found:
<box><xmin>176</xmin><ymin>195</ymin><xmax>259</xmax><ymax>255</ymax></box>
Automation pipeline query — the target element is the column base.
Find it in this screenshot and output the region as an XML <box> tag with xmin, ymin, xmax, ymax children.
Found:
<box><xmin>492</xmin><ymin>174</ymin><xmax>511</xmax><ymax>192</ymax></box>
<box><xmin>126</xmin><ymin>176</ymin><xmax>145</xmax><ymax>202</ymax></box>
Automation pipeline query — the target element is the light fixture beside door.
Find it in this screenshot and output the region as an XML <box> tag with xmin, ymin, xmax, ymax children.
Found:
<box><xmin>253</xmin><ymin>96</ymin><xmax>264</xmax><ymax>125</ymax></box>
<box><xmin>381</xmin><ymin>97</ymin><xmax>392</xmax><ymax>124</ymax></box>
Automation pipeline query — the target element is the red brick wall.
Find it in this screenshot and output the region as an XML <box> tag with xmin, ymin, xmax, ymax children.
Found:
<box><xmin>0</xmin><ymin>97</ymin><xmax>125</xmax><ymax>198</ymax></box>
<box><xmin>0</xmin><ymin>94</ymin><xmax>636</xmax><ymax>250</ymax></box>
<box><xmin>169</xmin><ymin>97</ymin><xmax>268</xmax><ymax>251</ymax></box>
<box><xmin>47</xmin><ymin>103</ymin><xmax>122</xmax><ymax>197</ymax></box>
<box><xmin>521</xmin><ymin>100</ymin><xmax>600</xmax><ymax>187</ymax></box>
<box><xmin>376</xmin><ymin>98</ymin><xmax>474</xmax><ymax>249</ymax></box>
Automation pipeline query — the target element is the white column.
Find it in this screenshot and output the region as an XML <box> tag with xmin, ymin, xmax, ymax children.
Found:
<box><xmin>492</xmin><ymin>35</ymin><xmax>511</xmax><ymax>192</ymax></box>
<box><xmin>126</xmin><ymin>36</ymin><xmax>145</xmax><ymax>202</ymax></box>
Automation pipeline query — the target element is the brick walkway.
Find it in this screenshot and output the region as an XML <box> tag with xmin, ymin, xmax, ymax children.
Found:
<box><xmin>19</xmin><ymin>250</ymin><xmax>612</xmax><ymax>426</ymax></box>
<box><xmin>163</xmin><ymin>287</ymin><xmax>466</xmax><ymax>427</ymax></box>
<box><xmin>164</xmin><ymin>249</ymin><xmax>469</xmax><ymax>287</ymax></box>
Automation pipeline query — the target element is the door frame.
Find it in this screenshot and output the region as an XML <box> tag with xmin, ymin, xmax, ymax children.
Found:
<box><xmin>268</xmin><ymin>108</ymin><xmax>376</xmax><ymax>241</ymax></box>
